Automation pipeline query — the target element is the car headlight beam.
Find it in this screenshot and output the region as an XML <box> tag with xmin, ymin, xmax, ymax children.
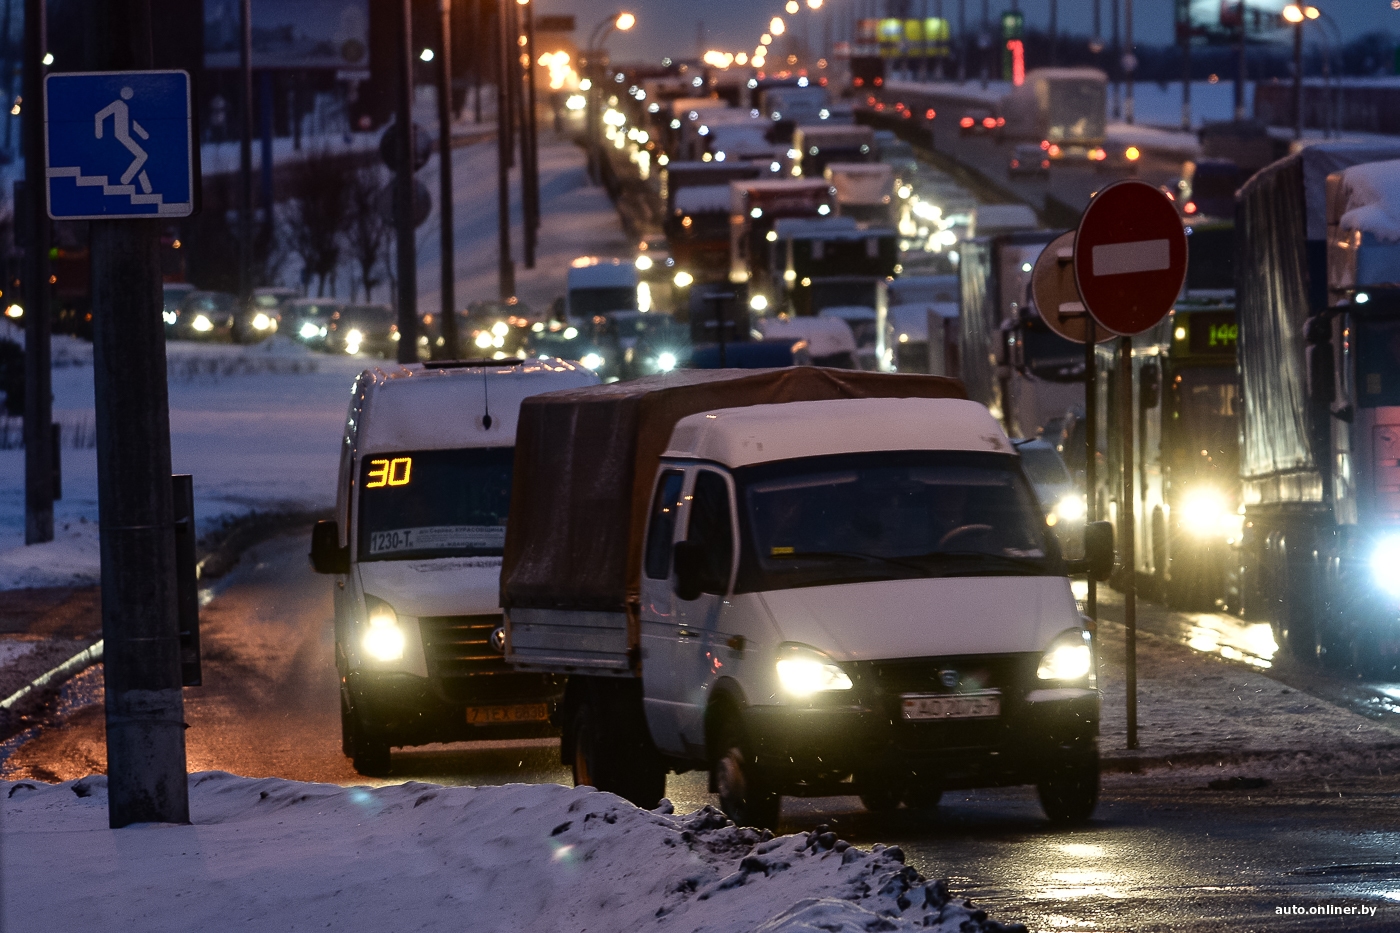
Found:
<box><xmin>362</xmin><ymin>597</ymin><xmax>405</xmax><ymax>662</ymax></box>
<box><xmin>1037</xmin><ymin>629</ymin><xmax>1093</xmax><ymax>682</ymax></box>
<box><xmin>1179</xmin><ymin>487</ymin><xmax>1228</xmax><ymax>537</ymax></box>
<box><xmin>1371</xmin><ymin>534</ymin><xmax>1400</xmax><ymax>597</ymax></box>
<box><xmin>775</xmin><ymin>643</ymin><xmax>852</xmax><ymax>696</ymax></box>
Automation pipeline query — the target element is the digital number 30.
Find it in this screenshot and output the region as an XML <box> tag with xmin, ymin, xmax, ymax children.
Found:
<box><xmin>366</xmin><ymin>457</ymin><xmax>412</xmax><ymax>488</ymax></box>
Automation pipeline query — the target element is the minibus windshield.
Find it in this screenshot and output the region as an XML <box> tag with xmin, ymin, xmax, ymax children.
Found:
<box><xmin>357</xmin><ymin>447</ymin><xmax>513</xmax><ymax>562</ymax></box>
<box><xmin>735</xmin><ymin>450</ymin><xmax>1054</xmax><ymax>592</ymax></box>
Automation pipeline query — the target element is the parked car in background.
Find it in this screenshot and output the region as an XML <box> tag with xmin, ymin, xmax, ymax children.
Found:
<box><xmin>236</xmin><ymin>287</ymin><xmax>298</xmax><ymax>343</ymax></box>
<box><xmin>282</xmin><ymin>298</ymin><xmax>345</xmax><ymax>350</ymax></box>
<box><xmin>326</xmin><ymin>304</ymin><xmax>398</xmax><ymax>358</ymax></box>
<box><xmin>162</xmin><ymin>283</ymin><xmax>195</xmax><ymax>334</ymax></box>
<box><xmin>172</xmin><ymin>290</ymin><xmax>238</xmax><ymax>341</ymax></box>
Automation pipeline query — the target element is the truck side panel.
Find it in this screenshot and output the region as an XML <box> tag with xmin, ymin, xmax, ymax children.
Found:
<box><xmin>507</xmin><ymin>608</ymin><xmax>632</xmax><ymax>674</ymax></box>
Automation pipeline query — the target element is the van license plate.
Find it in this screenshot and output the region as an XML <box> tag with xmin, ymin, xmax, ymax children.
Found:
<box><xmin>901</xmin><ymin>693</ymin><xmax>1000</xmax><ymax>721</ymax></box>
<box><xmin>466</xmin><ymin>703</ymin><xmax>549</xmax><ymax>725</ymax></box>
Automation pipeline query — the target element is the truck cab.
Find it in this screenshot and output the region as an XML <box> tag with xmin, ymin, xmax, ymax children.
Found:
<box><xmin>567</xmin><ymin>258</ymin><xmax>640</xmax><ymax>322</ymax></box>
<box><xmin>309</xmin><ymin>360</ymin><xmax>598</xmax><ymax>775</ymax></box>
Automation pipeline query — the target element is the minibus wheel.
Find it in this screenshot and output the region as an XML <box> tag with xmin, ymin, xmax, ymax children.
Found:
<box><xmin>1036</xmin><ymin>747</ymin><xmax>1099</xmax><ymax>825</ymax></box>
<box><xmin>712</xmin><ymin>714</ymin><xmax>780</xmax><ymax>830</ymax></box>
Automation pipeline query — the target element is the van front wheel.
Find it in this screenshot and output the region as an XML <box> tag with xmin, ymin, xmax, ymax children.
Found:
<box><xmin>1036</xmin><ymin>747</ymin><xmax>1099</xmax><ymax>825</ymax></box>
<box><xmin>713</xmin><ymin>715</ymin><xmax>780</xmax><ymax>830</ymax></box>
<box><xmin>342</xmin><ymin>697</ymin><xmax>391</xmax><ymax>777</ymax></box>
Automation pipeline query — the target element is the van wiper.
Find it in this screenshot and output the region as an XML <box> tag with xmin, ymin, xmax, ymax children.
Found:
<box><xmin>770</xmin><ymin>550</ymin><xmax>932</xmax><ymax>576</ymax></box>
<box><xmin>911</xmin><ymin>551</ymin><xmax>1053</xmax><ymax>576</ymax></box>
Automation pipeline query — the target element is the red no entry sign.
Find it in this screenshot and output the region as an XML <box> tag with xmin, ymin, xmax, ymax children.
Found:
<box><xmin>1073</xmin><ymin>180</ymin><xmax>1188</xmax><ymax>336</ymax></box>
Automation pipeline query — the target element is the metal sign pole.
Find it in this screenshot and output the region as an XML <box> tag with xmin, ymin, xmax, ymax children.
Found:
<box><xmin>1119</xmin><ymin>334</ymin><xmax>1137</xmax><ymax>750</ymax></box>
<box><xmin>21</xmin><ymin>0</ymin><xmax>54</xmax><ymax>545</ymax></box>
<box><xmin>394</xmin><ymin>0</ymin><xmax>420</xmax><ymax>363</ymax></box>
<box><xmin>1084</xmin><ymin>317</ymin><xmax>1096</xmax><ymax>623</ymax></box>
<box><xmin>437</xmin><ymin>0</ymin><xmax>460</xmax><ymax>359</ymax></box>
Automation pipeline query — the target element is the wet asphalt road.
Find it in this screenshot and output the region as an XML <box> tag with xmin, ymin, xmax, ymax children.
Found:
<box><xmin>6</xmin><ymin>532</ymin><xmax>1400</xmax><ymax>932</ymax></box>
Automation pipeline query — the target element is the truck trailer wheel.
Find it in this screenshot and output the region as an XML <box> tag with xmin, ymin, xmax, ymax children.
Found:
<box><xmin>713</xmin><ymin>715</ymin><xmax>780</xmax><ymax>830</ymax></box>
<box><xmin>569</xmin><ymin>688</ymin><xmax>665</xmax><ymax>809</ymax></box>
<box><xmin>1036</xmin><ymin>747</ymin><xmax>1099</xmax><ymax>825</ymax></box>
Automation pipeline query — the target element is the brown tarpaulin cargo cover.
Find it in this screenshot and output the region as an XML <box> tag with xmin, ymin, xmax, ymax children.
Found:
<box><xmin>501</xmin><ymin>367</ymin><xmax>967</xmax><ymax>614</ymax></box>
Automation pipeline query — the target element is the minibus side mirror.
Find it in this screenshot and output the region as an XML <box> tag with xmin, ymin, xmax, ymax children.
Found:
<box><xmin>673</xmin><ymin>540</ymin><xmax>707</xmax><ymax>601</ymax></box>
<box><xmin>310</xmin><ymin>519</ymin><xmax>349</xmax><ymax>575</ymax></box>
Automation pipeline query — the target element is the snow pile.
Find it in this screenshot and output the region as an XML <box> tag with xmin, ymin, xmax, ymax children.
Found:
<box><xmin>2</xmin><ymin>773</ymin><xmax>1025</xmax><ymax>933</ymax></box>
<box><xmin>1333</xmin><ymin>159</ymin><xmax>1400</xmax><ymax>243</ymax></box>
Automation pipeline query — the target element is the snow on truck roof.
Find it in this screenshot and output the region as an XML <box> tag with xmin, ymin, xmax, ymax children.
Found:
<box><xmin>354</xmin><ymin>360</ymin><xmax>597</xmax><ymax>456</ymax></box>
<box><xmin>1329</xmin><ymin>159</ymin><xmax>1400</xmax><ymax>242</ymax></box>
<box><xmin>663</xmin><ymin>398</ymin><xmax>1012</xmax><ymax>467</ymax></box>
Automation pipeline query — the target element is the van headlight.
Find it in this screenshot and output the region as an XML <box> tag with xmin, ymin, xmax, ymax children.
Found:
<box><xmin>1179</xmin><ymin>487</ymin><xmax>1228</xmax><ymax>537</ymax></box>
<box><xmin>775</xmin><ymin>643</ymin><xmax>852</xmax><ymax>696</ymax></box>
<box><xmin>1371</xmin><ymin>535</ymin><xmax>1400</xmax><ymax>597</ymax></box>
<box><xmin>656</xmin><ymin>351</ymin><xmax>677</xmax><ymax>372</ymax></box>
<box><xmin>362</xmin><ymin>595</ymin><xmax>405</xmax><ymax>662</ymax></box>
<box><xmin>1037</xmin><ymin>629</ymin><xmax>1093</xmax><ymax>682</ymax></box>
<box><xmin>1054</xmin><ymin>494</ymin><xmax>1086</xmax><ymax>523</ymax></box>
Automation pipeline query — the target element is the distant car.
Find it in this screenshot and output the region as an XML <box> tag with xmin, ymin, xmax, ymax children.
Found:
<box><xmin>162</xmin><ymin>283</ymin><xmax>195</xmax><ymax>334</ymax></box>
<box><xmin>325</xmin><ymin>304</ymin><xmax>398</xmax><ymax>358</ymax></box>
<box><xmin>281</xmin><ymin>298</ymin><xmax>344</xmax><ymax>349</ymax></box>
<box><xmin>1014</xmin><ymin>438</ymin><xmax>1085</xmax><ymax>541</ymax></box>
<box><xmin>1009</xmin><ymin>143</ymin><xmax>1051</xmax><ymax>176</ymax></box>
<box><xmin>528</xmin><ymin>320</ymin><xmax>619</xmax><ymax>380</ymax></box>
<box><xmin>459</xmin><ymin>305</ymin><xmax>532</xmax><ymax>360</ymax></box>
<box><xmin>592</xmin><ymin>310</ymin><xmax>685</xmax><ymax>379</ymax></box>
<box><xmin>172</xmin><ymin>290</ymin><xmax>237</xmax><ymax>341</ymax></box>
<box><xmin>235</xmin><ymin>287</ymin><xmax>298</xmax><ymax>343</ymax></box>
<box><xmin>958</xmin><ymin>108</ymin><xmax>1001</xmax><ymax>136</ymax></box>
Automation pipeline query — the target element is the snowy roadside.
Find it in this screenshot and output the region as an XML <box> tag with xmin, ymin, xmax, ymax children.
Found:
<box><xmin>1</xmin><ymin>774</ymin><xmax>1025</xmax><ymax>933</ymax></box>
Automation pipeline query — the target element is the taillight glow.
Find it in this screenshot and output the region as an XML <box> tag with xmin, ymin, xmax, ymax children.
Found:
<box><xmin>1184</xmin><ymin>201</ymin><xmax>1198</xmax><ymax>215</ymax></box>
<box><xmin>960</xmin><ymin>116</ymin><xmax>974</xmax><ymax>128</ymax></box>
<box><xmin>982</xmin><ymin>116</ymin><xmax>996</xmax><ymax>128</ymax></box>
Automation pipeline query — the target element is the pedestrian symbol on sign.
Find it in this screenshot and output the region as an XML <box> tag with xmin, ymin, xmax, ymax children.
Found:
<box><xmin>44</xmin><ymin>70</ymin><xmax>196</xmax><ymax>220</ymax></box>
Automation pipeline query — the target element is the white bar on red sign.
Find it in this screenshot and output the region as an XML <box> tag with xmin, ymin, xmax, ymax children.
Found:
<box><xmin>1091</xmin><ymin>238</ymin><xmax>1170</xmax><ymax>277</ymax></box>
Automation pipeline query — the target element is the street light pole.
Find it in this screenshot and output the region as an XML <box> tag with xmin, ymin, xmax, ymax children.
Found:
<box><xmin>238</xmin><ymin>0</ymin><xmax>252</xmax><ymax>309</ymax></box>
<box><xmin>394</xmin><ymin>0</ymin><xmax>419</xmax><ymax>364</ymax></box>
<box><xmin>437</xmin><ymin>0</ymin><xmax>459</xmax><ymax>358</ymax></box>
<box><xmin>21</xmin><ymin>0</ymin><xmax>54</xmax><ymax>545</ymax></box>
<box><xmin>496</xmin><ymin>0</ymin><xmax>516</xmax><ymax>299</ymax></box>
<box><xmin>1292</xmin><ymin>16</ymin><xmax>1303</xmax><ymax>139</ymax></box>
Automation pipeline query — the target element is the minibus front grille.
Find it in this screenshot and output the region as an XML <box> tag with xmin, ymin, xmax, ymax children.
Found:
<box><xmin>419</xmin><ymin>614</ymin><xmax>510</xmax><ymax>678</ymax></box>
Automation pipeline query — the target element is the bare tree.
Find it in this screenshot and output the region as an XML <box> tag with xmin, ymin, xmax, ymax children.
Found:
<box><xmin>286</xmin><ymin>148</ymin><xmax>347</xmax><ymax>296</ymax></box>
<box><xmin>344</xmin><ymin>163</ymin><xmax>392</xmax><ymax>303</ymax></box>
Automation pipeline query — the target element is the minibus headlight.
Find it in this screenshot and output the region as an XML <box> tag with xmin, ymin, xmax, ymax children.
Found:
<box><xmin>1179</xmin><ymin>487</ymin><xmax>1228</xmax><ymax>536</ymax></box>
<box><xmin>1054</xmin><ymin>494</ymin><xmax>1086</xmax><ymax>523</ymax></box>
<box><xmin>775</xmin><ymin>643</ymin><xmax>851</xmax><ymax>696</ymax></box>
<box><xmin>1037</xmin><ymin>629</ymin><xmax>1093</xmax><ymax>682</ymax></box>
<box><xmin>362</xmin><ymin>596</ymin><xmax>405</xmax><ymax>662</ymax></box>
<box><xmin>1371</xmin><ymin>535</ymin><xmax>1400</xmax><ymax>597</ymax></box>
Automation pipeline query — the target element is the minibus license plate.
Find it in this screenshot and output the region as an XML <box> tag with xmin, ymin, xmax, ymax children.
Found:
<box><xmin>901</xmin><ymin>693</ymin><xmax>1000</xmax><ymax>721</ymax></box>
<box><xmin>466</xmin><ymin>703</ymin><xmax>549</xmax><ymax>725</ymax></box>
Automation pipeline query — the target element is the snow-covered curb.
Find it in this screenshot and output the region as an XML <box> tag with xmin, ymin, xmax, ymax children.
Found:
<box><xmin>3</xmin><ymin>773</ymin><xmax>1026</xmax><ymax>933</ymax></box>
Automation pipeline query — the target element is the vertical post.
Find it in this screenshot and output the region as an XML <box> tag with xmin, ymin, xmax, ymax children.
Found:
<box><xmin>1110</xmin><ymin>0</ymin><xmax>1119</xmax><ymax>118</ymax></box>
<box><xmin>1292</xmin><ymin>21</ymin><xmax>1303</xmax><ymax>139</ymax></box>
<box><xmin>437</xmin><ymin>0</ymin><xmax>460</xmax><ymax>358</ymax></box>
<box><xmin>472</xmin><ymin>0</ymin><xmax>483</xmax><ymax>123</ymax></box>
<box><xmin>496</xmin><ymin>0</ymin><xmax>516</xmax><ymax>299</ymax></box>
<box><xmin>1084</xmin><ymin>318</ymin><xmax>1096</xmax><ymax>623</ymax></box>
<box><xmin>523</xmin><ymin>0</ymin><xmax>540</xmax><ymax>262</ymax></box>
<box><xmin>516</xmin><ymin>0</ymin><xmax>537</xmax><ymax>269</ymax></box>
<box><xmin>1118</xmin><ymin>335</ymin><xmax>1137</xmax><ymax>750</ymax></box>
<box><xmin>1048</xmin><ymin>0</ymin><xmax>1057</xmax><ymax>67</ymax></box>
<box><xmin>239</xmin><ymin>0</ymin><xmax>253</xmax><ymax>309</ymax></box>
<box><xmin>394</xmin><ymin>0</ymin><xmax>419</xmax><ymax>364</ymax></box>
<box><xmin>1233</xmin><ymin>3</ymin><xmax>1246</xmax><ymax>120</ymax></box>
<box><xmin>957</xmin><ymin>0</ymin><xmax>965</xmax><ymax>82</ymax></box>
<box><xmin>91</xmin><ymin>0</ymin><xmax>189</xmax><ymax>829</ymax></box>
<box><xmin>259</xmin><ymin>70</ymin><xmax>274</xmax><ymax>245</ymax></box>
<box><xmin>1123</xmin><ymin>0</ymin><xmax>1134</xmax><ymax>124</ymax></box>
<box><xmin>1181</xmin><ymin>25</ymin><xmax>1192</xmax><ymax>131</ymax></box>
<box><xmin>21</xmin><ymin>0</ymin><xmax>53</xmax><ymax>545</ymax></box>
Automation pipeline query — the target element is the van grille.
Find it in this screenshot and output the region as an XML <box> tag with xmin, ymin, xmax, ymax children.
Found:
<box><xmin>419</xmin><ymin>614</ymin><xmax>509</xmax><ymax>678</ymax></box>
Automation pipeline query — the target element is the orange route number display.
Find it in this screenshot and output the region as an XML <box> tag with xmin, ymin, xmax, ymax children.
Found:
<box><xmin>365</xmin><ymin>457</ymin><xmax>412</xmax><ymax>488</ymax></box>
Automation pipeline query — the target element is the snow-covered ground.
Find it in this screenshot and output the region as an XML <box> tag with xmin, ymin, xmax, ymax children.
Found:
<box><xmin>1</xmin><ymin>774</ymin><xmax>1020</xmax><ymax>933</ymax></box>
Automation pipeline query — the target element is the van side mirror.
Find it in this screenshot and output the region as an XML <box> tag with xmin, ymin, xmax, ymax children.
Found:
<box><xmin>1083</xmin><ymin>521</ymin><xmax>1113</xmax><ymax>581</ymax></box>
<box><xmin>673</xmin><ymin>540</ymin><xmax>707</xmax><ymax>601</ymax></box>
<box><xmin>310</xmin><ymin>519</ymin><xmax>349</xmax><ymax>575</ymax></box>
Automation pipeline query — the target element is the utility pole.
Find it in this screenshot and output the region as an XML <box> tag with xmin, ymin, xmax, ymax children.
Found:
<box><xmin>518</xmin><ymin>0</ymin><xmax>538</xmax><ymax>269</ymax></box>
<box><xmin>1048</xmin><ymin>0</ymin><xmax>1057</xmax><ymax>67</ymax></box>
<box><xmin>1124</xmin><ymin>0</ymin><xmax>1134</xmax><ymax>124</ymax></box>
<box><xmin>90</xmin><ymin>0</ymin><xmax>189</xmax><ymax>829</ymax></box>
<box><xmin>394</xmin><ymin>0</ymin><xmax>419</xmax><ymax>364</ymax></box>
<box><xmin>496</xmin><ymin>0</ymin><xmax>515</xmax><ymax>299</ymax></box>
<box><xmin>238</xmin><ymin>0</ymin><xmax>252</xmax><ymax>309</ymax></box>
<box><xmin>1233</xmin><ymin>2</ymin><xmax>1247</xmax><ymax>120</ymax></box>
<box><xmin>437</xmin><ymin>0</ymin><xmax>460</xmax><ymax>358</ymax></box>
<box><xmin>21</xmin><ymin>0</ymin><xmax>53</xmax><ymax>545</ymax></box>
<box><xmin>1291</xmin><ymin>13</ymin><xmax>1303</xmax><ymax>139</ymax></box>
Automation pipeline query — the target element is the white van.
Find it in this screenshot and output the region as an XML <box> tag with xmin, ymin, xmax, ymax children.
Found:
<box><xmin>567</xmin><ymin>258</ymin><xmax>639</xmax><ymax>321</ymax></box>
<box><xmin>504</xmin><ymin>371</ymin><xmax>1112</xmax><ymax>828</ymax></box>
<box><xmin>310</xmin><ymin>359</ymin><xmax>598</xmax><ymax>775</ymax></box>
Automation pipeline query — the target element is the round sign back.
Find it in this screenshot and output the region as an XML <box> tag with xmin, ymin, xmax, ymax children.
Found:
<box><xmin>1032</xmin><ymin>231</ymin><xmax>1117</xmax><ymax>344</ymax></box>
<box><xmin>1073</xmin><ymin>180</ymin><xmax>1188</xmax><ymax>336</ymax></box>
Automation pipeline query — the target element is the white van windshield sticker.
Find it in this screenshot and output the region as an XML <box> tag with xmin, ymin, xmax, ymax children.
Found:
<box><xmin>368</xmin><ymin>525</ymin><xmax>506</xmax><ymax>555</ymax></box>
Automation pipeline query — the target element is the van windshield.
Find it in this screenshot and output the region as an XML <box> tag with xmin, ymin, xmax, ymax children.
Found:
<box><xmin>357</xmin><ymin>447</ymin><xmax>513</xmax><ymax>562</ymax></box>
<box><xmin>571</xmin><ymin>286</ymin><xmax>637</xmax><ymax>318</ymax></box>
<box><xmin>734</xmin><ymin>450</ymin><xmax>1054</xmax><ymax>592</ymax></box>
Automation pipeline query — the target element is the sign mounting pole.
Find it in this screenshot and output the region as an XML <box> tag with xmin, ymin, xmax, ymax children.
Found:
<box><xmin>1118</xmin><ymin>333</ymin><xmax>1136</xmax><ymax>749</ymax></box>
<box><xmin>52</xmin><ymin>2</ymin><xmax>199</xmax><ymax>827</ymax></box>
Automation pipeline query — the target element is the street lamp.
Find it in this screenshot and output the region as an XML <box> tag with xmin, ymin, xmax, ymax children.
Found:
<box><xmin>584</xmin><ymin>12</ymin><xmax>635</xmax><ymax>183</ymax></box>
<box><xmin>1283</xmin><ymin>4</ymin><xmax>1319</xmax><ymax>139</ymax></box>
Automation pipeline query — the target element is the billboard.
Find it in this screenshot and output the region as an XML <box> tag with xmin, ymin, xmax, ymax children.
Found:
<box><xmin>1177</xmin><ymin>0</ymin><xmax>1288</xmax><ymax>43</ymax></box>
<box><xmin>204</xmin><ymin>0</ymin><xmax>370</xmax><ymax>70</ymax></box>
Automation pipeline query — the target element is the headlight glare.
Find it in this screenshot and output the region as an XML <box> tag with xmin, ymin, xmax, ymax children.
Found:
<box><xmin>1179</xmin><ymin>487</ymin><xmax>1228</xmax><ymax>536</ymax></box>
<box><xmin>656</xmin><ymin>351</ymin><xmax>677</xmax><ymax>372</ymax></box>
<box><xmin>362</xmin><ymin>597</ymin><xmax>405</xmax><ymax>662</ymax></box>
<box><xmin>1054</xmin><ymin>494</ymin><xmax>1086</xmax><ymax>523</ymax></box>
<box><xmin>775</xmin><ymin>643</ymin><xmax>851</xmax><ymax>695</ymax></box>
<box><xmin>1371</xmin><ymin>535</ymin><xmax>1400</xmax><ymax>597</ymax></box>
<box><xmin>1037</xmin><ymin>629</ymin><xmax>1093</xmax><ymax>681</ymax></box>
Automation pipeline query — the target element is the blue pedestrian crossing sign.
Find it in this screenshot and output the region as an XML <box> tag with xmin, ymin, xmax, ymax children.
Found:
<box><xmin>45</xmin><ymin>70</ymin><xmax>196</xmax><ymax>220</ymax></box>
